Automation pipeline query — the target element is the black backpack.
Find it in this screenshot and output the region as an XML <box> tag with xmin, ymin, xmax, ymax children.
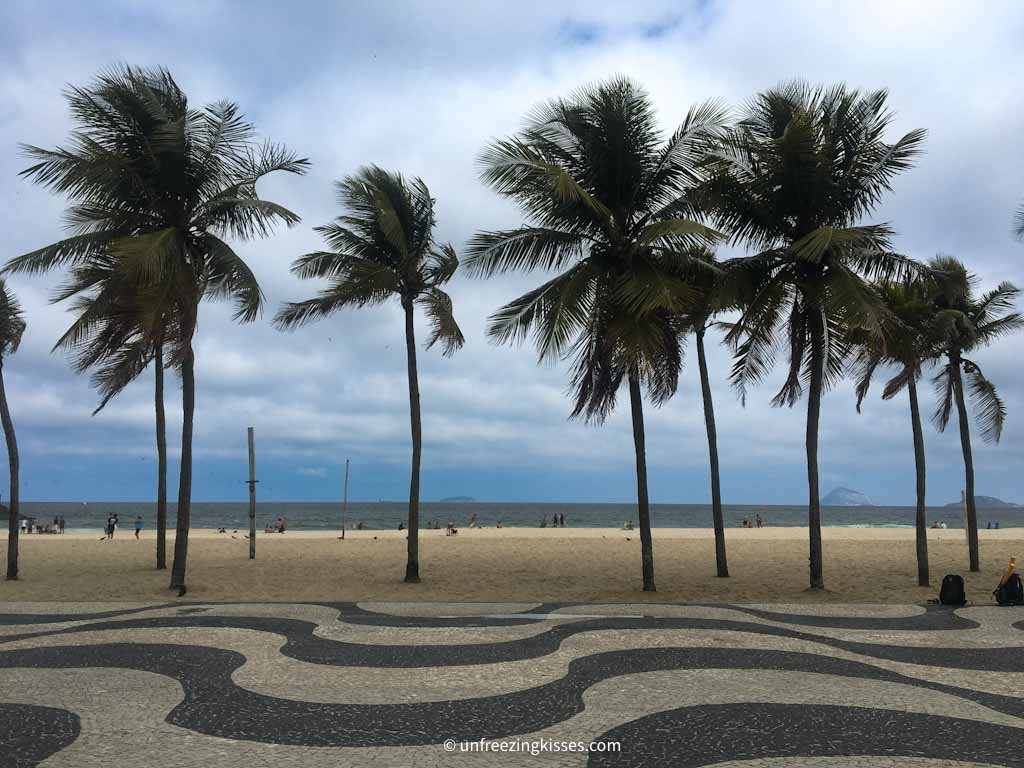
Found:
<box><xmin>939</xmin><ymin>574</ymin><xmax>967</xmax><ymax>606</ymax></box>
<box><xmin>994</xmin><ymin>573</ymin><xmax>1024</xmax><ymax>606</ymax></box>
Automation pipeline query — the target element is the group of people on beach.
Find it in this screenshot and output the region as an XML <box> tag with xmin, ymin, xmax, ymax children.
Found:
<box><xmin>741</xmin><ymin>514</ymin><xmax>765</xmax><ymax>528</ymax></box>
<box><xmin>541</xmin><ymin>514</ymin><xmax>567</xmax><ymax>528</ymax></box>
<box><xmin>19</xmin><ymin>516</ymin><xmax>65</xmax><ymax>534</ymax></box>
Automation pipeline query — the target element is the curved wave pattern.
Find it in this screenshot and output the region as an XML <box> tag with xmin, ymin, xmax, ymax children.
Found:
<box><xmin>1</xmin><ymin>609</ymin><xmax>1019</xmax><ymax>670</ymax></box>
<box><xmin>588</xmin><ymin>703</ymin><xmax>1024</xmax><ymax>767</ymax></box>
<box><xmin>0</xmin><ymin>602</ymin><xmax>1022</xmax><ymax>766</ymax></box>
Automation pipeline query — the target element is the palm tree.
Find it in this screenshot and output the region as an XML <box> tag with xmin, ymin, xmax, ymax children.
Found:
<box><xmin>677</xmin><ymin>248</ymin><xmax>733</xmax><ymax>577</ymax></box>
<box><xmin>927</xmin><ymin>255</ymin><xmax>1022</xmax><ymax>572</ymax></box>
<box><xmin>467</xmin><ymin>78</ymin><xmax>724</xmax><ymax>591</ymax></box>
<box><xmin>1015</xmin><ymin>203</ymin><xmax>1023</xmax><ymax>241</ymax></box>
<box><xmin>7</xmin><ymin>66</ymin><xmax>307</xmax><ymax>591</ymax></box>
<box><xmin>702</xmin><ymin>82</ymin><xmax>926</xmax><ymax>589</ymax></box>
<box><xmin>50</xmin><ymin>255</ymin><xmax>178</xmax><ymax>569</ymax></box>
<box><xmin>275</xmin><ymin>167</ymin><xmax>464</xmax><ymax>583</ymax></box>
<box><xmin>852</xmin><ymin>278</ymin><xmax>938</xmax><ymax>586</ymax></box>
<box><xmin>0</xmin><ymin>280</ymin><xmax>25</xmax><ymax>580</ymax></box>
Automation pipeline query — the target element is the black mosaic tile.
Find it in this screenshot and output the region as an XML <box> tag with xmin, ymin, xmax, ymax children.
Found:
<box><xmin>0</xmin><ymin>702</ymin><xmax>79</xmax><ymax>767</ymax></box>
<box><xmin>730</xmin><ymin>603</ymin><xmax>979</xmax><ymax>631</ymax></box>
<box><xmin>1</xmin><ymin>611</ymin><xmax>1017</xmax><ymax>674</ymax></box>
<box><xmin>588</xmin><ymin>703</ymin><xmax>1024</xmax><ymax>767</ymax></box>
<box><xmin>0</xmin><ymin>603</ymin><xmax>179</xmax><ymax>626</ymax></box>
<box><xmin>0</xmin><ymin>642</ymin><xmax>1020</xmax><ymax>747</ymax></box>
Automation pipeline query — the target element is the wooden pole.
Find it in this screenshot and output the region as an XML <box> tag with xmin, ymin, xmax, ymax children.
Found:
<box><xmin>248</xmin><ymin>427</ymin><xmax>256</xmax><ymax>560</ymax></box>
<box><xmin>341</xmin><ymin>458</ymin><xmax>350</xmax><ymax>539</ymax></box>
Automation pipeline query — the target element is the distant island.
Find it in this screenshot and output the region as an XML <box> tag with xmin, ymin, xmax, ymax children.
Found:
<box><xmin>439</xmin><ymin>496</ymin><xmax>476</xmax><ymax>503</ymax></box>
<box><xmin>944</xmin><ymin>495</ymin><xmax>1019</xmax><ymax>509</ymax></box>
<box><xmin>821</xmin><ymin>487</ymin><xmax>874</xmax><ymax>506</ymax></box>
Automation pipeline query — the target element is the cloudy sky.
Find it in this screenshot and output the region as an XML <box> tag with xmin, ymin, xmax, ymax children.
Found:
<box><xmin>0</xmin><ymin>0</ymin><xmax>1021</xmax><ymax>506</ymax></box>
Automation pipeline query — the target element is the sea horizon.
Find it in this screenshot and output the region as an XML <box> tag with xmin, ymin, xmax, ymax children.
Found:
<box><xmin>10</xmin><ymin>499</ymin><xmax>1022</xmax><ymax>532</ymax></box>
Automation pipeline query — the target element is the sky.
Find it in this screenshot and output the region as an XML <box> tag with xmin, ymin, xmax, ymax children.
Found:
<box><xmin>0</xmin><ymin>0</ymin><xmax>1022</xmax><ymax>506</ymax></box>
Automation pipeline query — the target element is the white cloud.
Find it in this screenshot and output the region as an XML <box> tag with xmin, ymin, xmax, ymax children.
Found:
<box><xmin>1</xmin><ymin>0</ymin><xmax>1022</xmax><ymax>504</ymax></box>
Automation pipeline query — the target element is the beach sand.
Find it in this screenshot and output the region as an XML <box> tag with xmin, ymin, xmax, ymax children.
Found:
<box><xmin>1</xmin><ymin>526</ymin><xmax>1020</xmax><ymax>604</ymax></box>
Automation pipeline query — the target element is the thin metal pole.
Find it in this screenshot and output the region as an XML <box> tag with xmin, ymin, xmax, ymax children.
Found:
<box><xmin>341</xmin><ymin>458</ymin><xmax>350</xmax><ymax>539</ymax></box>
<box><xmin>248</xmin><ymin>427</ymin><xmax>256</xmax><ymax>560</ymax></box>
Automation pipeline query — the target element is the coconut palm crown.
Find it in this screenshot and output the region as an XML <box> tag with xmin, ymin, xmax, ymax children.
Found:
<box><xmin>5</xmin><ymin>65</ymin><xmax>308</xmax><ymax>590</ymax></box>
<box><xmin>274</xmin><ymin>166</ymin><xmax>465</xmax><ymax>583</ymax></box>
<box><xmin>928</xmin><ymin>256</ymin><xmax>1021</xmax><ymax>445</ymax></box>
<box><xmin>852</xmin><ymin>277</ymin><xmax>940</xmax><ymax>586</ymax></box>
<box><xmin>700</xmin><ymin>81</ymin><xmax>927</xmax><ymax>589</ymax></box>
<box><xmin>466</xmin><ymin>77</ymin><xmax>725</xmax><ymax>591</ymax></box>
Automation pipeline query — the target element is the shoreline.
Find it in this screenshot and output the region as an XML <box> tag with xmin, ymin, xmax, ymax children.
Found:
<box><xmin>24</xmin><ymin>526</ymin><xmax>1023</xmax><ymax>541</ymax></box>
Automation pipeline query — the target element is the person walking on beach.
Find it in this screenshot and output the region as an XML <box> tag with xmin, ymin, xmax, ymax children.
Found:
<box><xmin>559</xmin><ymin>513</ymin><xmax>566</xmax><ymax>527</ymax></box>
<box><xmin>105</xmin><ymin>513</ymin><xmax>116</xmax><ymax>540</ymax></box>
<box><xmin>755</xmin><ymin>513</ymin><xmax>763</xmax><ymax>529</ymax></box>
<box><xmin>134</xmin><ymin>515</ymin><xmax>143</xmax><ymax>540</ymax></box>
<box><xmin>58</xmin><ymin>515</ymin><xmax>65</xmax><ymax>534</ymax></box>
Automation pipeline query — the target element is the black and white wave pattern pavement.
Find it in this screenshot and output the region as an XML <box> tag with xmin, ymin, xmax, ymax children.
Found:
<box><xmin>0</xmin><ymin>600</ymin><xmax>1023</xmax><ymax>766</ymax></box>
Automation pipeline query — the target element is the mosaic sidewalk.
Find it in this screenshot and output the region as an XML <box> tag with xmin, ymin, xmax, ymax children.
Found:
<box><xmin>0</xmin><ymin>600</ymin><xmax>1023</xmax><ymax>767</ymax></box>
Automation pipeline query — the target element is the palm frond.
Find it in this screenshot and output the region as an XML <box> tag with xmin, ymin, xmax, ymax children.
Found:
<box><xmin>203</xmin><ymin>235</ymin><xmax>264</xmax><ymax>322</ymax></box>
<box><xmin>962</xmin><ymin>359</ymin><xmax>1006</xmax><ymax>443</ymax></box>
<box><xmin>487</xmin><ymin>262</ymin><xmax>597</xmax><ymax>362</ymax></box>
<box><xmin>418</xmin><ymin>287</ymin><xmax>464</xmax><ymax>357</ymax></box>
<box><xmin>0</xmin><ymin>279</ymin><xmax>27</xmax><ymax>356</ymax></box>
<box><xmin>931</xmin><ymin>362</ymin><xmax>955</xmax><ymax>433</ymax></box>
<box><xmin>464</xmin><ymin>228</ymin><xmax>587</xmax><ymax>277</ymax></box>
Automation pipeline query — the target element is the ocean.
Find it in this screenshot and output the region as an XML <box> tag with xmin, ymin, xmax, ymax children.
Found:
<box><xmin>12</xmin><ymin>501</ymin><xmax>1023</xmax><ymax>533</ymax></box>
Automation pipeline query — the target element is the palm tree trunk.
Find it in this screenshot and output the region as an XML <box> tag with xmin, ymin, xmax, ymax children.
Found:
<box><xmin>806</xmin><ymin>312</ymin><xmax>825</xmax><ymax>590</ymax></box>
<box><xmin>169</xmin><ymin>340</ymin><xmax>195</xmax><ymax>591</ymax></box>
<box><xmin>402</xmin><ymin>299</ymin><xmax>421</xmax><ymax>583</ymax></box>
<box><xmin>1</xmin><ymin>362</ymin><xmax>20</xmax><ymax>581</ymax></box>
<box><xmin>950</xmin><ymin>354</ymin><xmax>979</xmax><ymax>572</ymax></box>
<box><xmin>907</xmin><ymin>376</ymin><xmax>929</xmax><ymax>586</ymax></box>
<box><xmin>696</xmin><ymin>330</ymin><xmax>728</xmax><ymax>578</ymax></box>
<box><xmin>628</xmin><ymin>371</ymin><xmax>656</xmax><ymax>592</ymax></box>
<box><xmin>155</xmin><ymin>336</ymin><xmax>167</xmax><ymax>570</ymax></box>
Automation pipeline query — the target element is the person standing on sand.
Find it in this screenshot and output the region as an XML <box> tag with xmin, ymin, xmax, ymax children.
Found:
<box><xmin>105</xmin><ymin>513</ymin><xmax>115</xmax><ymax>540</ymax></box>
<box><xmin>134</xmin><ymin>516</ymin><xmax>143</xmax><ymax>540</ymax></box>
<box><xmin>756</xmin><ymin>513</ymin><xmax>763</xmax><ymax>528</ymax></box>
<box><xmin>58</xmin><ymin>515</ymin><xmax>65</xmax><ymax>534</ymax></box>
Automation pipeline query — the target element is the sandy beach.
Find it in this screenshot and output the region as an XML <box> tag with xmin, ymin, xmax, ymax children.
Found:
<box><xmin>2</xmin><ymin>526</ymin><xmax>1021</xmax><ymax>604</ymax></box>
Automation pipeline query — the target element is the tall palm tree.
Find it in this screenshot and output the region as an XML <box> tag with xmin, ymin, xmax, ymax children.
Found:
<box><xmin>7</xmin><ymin>65</ymin><xmax>307</xmax><ymax>591</ymax></box>
<box><xmin>702</xmin><ymin>82</ymin><xmax>926</xmax><ymax>589</ymax></box>
<box><xmin>275</xmin><ymin>167</ymin><xmax>464</xmax><ymax>583</ymax></box>
<box><xmin>927</xmin><ymin>255</ymin><xmax>1022</xmax><ymax>572</ymax></box>
<box><xmin>467</xmin><ymin>78</ymin><xmax>724</xmax><ymax>591</ymax></box>
<box><xmin>677</xmin><ymin>248</ymin><xmax>733</xmax><ymax>577</ymax></box>
<box><xmin>852</xmin><ymin>278</ymin><xmax>938</xmax><ymax>586</ymax></box>
<box><xmin>1014</xmin><ymin>205</ymin><xmax>1024</xmax><ymax>241</ymax></box>
<box><xmin>0</xmin><ymin>280</ymin><xmax>25</xmax><ymax>580</ymax></box>
<box><xmin>50</xmin><ymin>255</ymin><xmax>178</xmax><ymax>569</ymax></box>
